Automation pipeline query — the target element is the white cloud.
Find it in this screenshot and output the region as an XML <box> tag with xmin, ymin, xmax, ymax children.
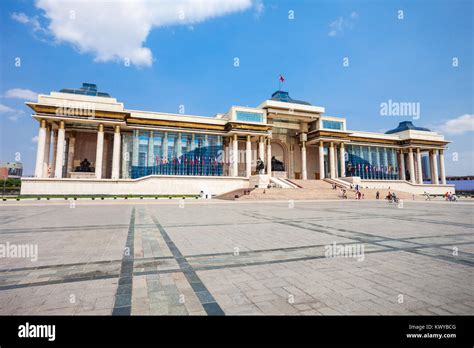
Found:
<box><xmin>32</xmin><ymin>135</ymin><xmax>39</xmax><ymax>143</ymax></box>
<box><xmin>444</xmin><ymin>149</ymin><xmax>474</xmax><ymax>176</ymax></box>
<box><xmin>435</xmin><ymin>114</ymin><xmax>474</xmax><ymax>135</ymax></box>
<box><xmin>22</xmin><ymin>0</ymin><xmax>253</xmax><ymax>67</ymax></box>
<box><xmin>0</xmin><ymin>103</ymin><xmax>25</xmax><ymax>121</ymax></box>
<box><xmin>254</xmin><ymin>0</ymin><xmax>265</xmax><ymax>18</ymax></box>
<box><xmin>4</xmin><ymin>88</ymin><xmax>38</xmax><ymax>101</ymax></box>
<box><xmin>11</xmin><ymin>12</ymin><xmax>46</xmax><ymax>33</ymax></box>
<box><xmin>0</xmin><ymin>103</ymin><xmax>16</xmax><ymax>114</ymax></box>
<box><xmin>328</xmin><ymin>12</ymin><xmax>358</xmax><ymax>37</ymax></box>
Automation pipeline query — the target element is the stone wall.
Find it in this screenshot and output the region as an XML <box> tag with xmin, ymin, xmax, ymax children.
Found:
<box><xmin>21</xmin><ymin>175</ymin><xmax>249</xmax><ymax>196</ymax></box>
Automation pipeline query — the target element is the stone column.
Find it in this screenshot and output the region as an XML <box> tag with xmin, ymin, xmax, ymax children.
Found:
<box><xmin>329</xmin><ymin>142</ymin><xmax>336</xmax><ymax>178</ymax></box>
<box><xmin>400</xmin><ymin>151</ymin><xmax>406</xmax><ymax>180</ymax></box>
<box><xmin>95</xmin><ymin>124</ymin><xmax>104</xmax><ymax>179</ymax></box>
<box><xmin>339</xmin><ymin>143</ymin><xmax>346</xmax><ymax>178</ymax></box>
<box><xmin>258</xmin><ymin>136</ymin><xmax>264</xmax><ymax>162</ymax></box>
<box><xmin>43</xmin><ymin>124</ymin><xmax>51</xmax><ymax>177</ymax></box>
<box><xmin>301</xmin><ymin>141</ymin><xmax>307</xmax><ymax>180</ymax></box>
<box><xmin>224</xmin><ymin>139</ymin><xmax>229</xmax><ymax>176</ymax></box>
<box><xmin>122</xmin><ymin>134</ymin><xmax>131</xmax><ymax>179</ymax></box>
<box><xmin>34</xmin><ymin>119</ymin><xmax>47</xmax><ymax>178</ymax></box>
<box><xmin>66</xmin><ymin>132</ymin><xmax>76</xmax><ymax>177</ymax></box>
<box><xmin>51</xmin><ymin>129</ymin><xmax>58</xmax><ymax>177</ymax></box>
<box><xmin>266</xmin><ymin>138</ymin><xmax>272</xmax><ymax>175</ymax></box>
<box><xmin>54</xmin><ymin>121</ymin><xmax>66</xmax><ymax>178</ymax></box>
<box><xmin>439</xmin><ymin>149</ymin><xmax>446</xmax><ymax>185</ymax></box>
<box><xmin>431</xmin><ymin>150</ymin><xmax>439</xmax><ymax>185</ymax></box>
<box><xmin>416</xmin><ymin>148</ymin><xmax>423</xmax><ymax>184</ymax></box>
<box><xmin>148</xmin><ymin>130</ymin><xmax>155</xmax><ymax>167</ymax></box>
<box><xmin>319</xmin><ymin>141</ymin><xmax>325</xmax><ymax>180</ymax></box>
<box><xmin>408</xmin><ymin>148</ymin><xmax>415</xmax><ymax>184</ymax></box>
<box><xmin>111</xmin><ymin>125</ymin><xmax>121</xmax><ymax>179</ymax></box>
<box><xmin>289</xmin><ymin>143</ymin><xmax>295</xmax><ymax>179</ymax></box>
<box><xmin>132</xmin><ymin>130</ymin><xmax>139</xmax><ymax>166</ymax></box>
<box><xmin>246</xmin><ymin>135</ymin><xmax>252</xmax><ymax>177</ymax></box>
<box><xmin>162</xmin><ymin>132</ymin><xmax>169</xmax><ymax>160</ymax></box>
<box><xmin>190</xmin><ymin>133</ymin><xmax>196</xmax><ymax>151</ymax></box>
<box><xmin>232</xmin><ymin>134</ymin><xmax>238</xmax><ymax>176</ymax></box>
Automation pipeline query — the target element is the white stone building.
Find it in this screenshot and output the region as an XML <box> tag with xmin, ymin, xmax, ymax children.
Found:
<box><xmin>22</xmin><ymin>83</ymin><xmax>454</xmax><ymax>196</ymax></box>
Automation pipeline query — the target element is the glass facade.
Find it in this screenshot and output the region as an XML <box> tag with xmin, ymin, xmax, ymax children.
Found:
<box><xmin>127</xmin><ymin>131</ymin><xmax>224</xmax><ymax>179</ymax></box>
<box><xmin>235</xmin><ymin>111</ymin><xmax>263</xmax><ymax>123</ymax></box>
<box><xmin>322</xmin><ymin>120</ymin><xmax>343</xmax><ymax>130</ymax></box>
<box><xmin>345</xmin><ymin>145</ymin><xmax>399</xmax><ymax>180</ymax></box>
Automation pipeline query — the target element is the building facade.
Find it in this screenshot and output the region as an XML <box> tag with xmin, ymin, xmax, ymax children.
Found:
<box><xmin>0</xmin><ymin>162</ymin><xmax>23</xmax><ymax>180</ymax></box>
<box><xmin>22</xmin><ymin>83</ymin><xmax>454</xmax><ymax>195</ymax></box>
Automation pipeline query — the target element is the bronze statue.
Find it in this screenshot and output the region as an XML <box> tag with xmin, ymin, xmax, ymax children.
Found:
<box><xmin>271</xmin><ymin>156</ymin><xmax>285</xmax><ymax>171</ymax></box>
<box><xmin>256</xmin><ymin>158</ymin><xmax>265</xmax><ymax>174</ymax></box>
<box><xmin>79</xmin><ymin>158</ymin><xmax>91</xmax><ymax>172</ymax></box>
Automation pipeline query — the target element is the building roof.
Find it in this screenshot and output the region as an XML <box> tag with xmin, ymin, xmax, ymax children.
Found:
<box><xmin>270</xmin><ymin>91</ymin><xmax>312</xmax><ymax>105</ymax></box>
<box><xmin>385</xmin><ymin>121</ymin><xmax>431</xmax><ymax>134</ymax></box>
<box><xmin>59</xmin><ymin>83</ymin><xmax>111</xmax><ymax>97</ymax></box>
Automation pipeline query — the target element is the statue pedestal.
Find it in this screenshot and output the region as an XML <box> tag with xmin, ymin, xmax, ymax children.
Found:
<box><xmin>249</xmin><ymin>174</ymin><xmax>270</xmax><ymax>188</ymax></box>
<box><xmin>69</xmin><ymin>172</ymin><xmax>96</xmax><ymax>179</ymax></box>
<box><xmin>272</xmin><ymin>171</ymin><xmax>288</xmax><ymax>179</ymax></box>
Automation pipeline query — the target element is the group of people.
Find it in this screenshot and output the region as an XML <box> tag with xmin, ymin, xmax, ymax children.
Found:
<box><xmin>385</xmin><ymin>191</ymin><xmax>399</xmax><ymax>203</ymax></box>
<box><xmin>339</xmin><ymin>188</ymin><xmax>348</xmax><ymax>199</ymax></box>
<box><xmin>444</xmin><ymin>191</ymin><xmax>458</xmax><ymax>202</ymax></box>
<box><xmin>355</xmin><ymin>189</ymin><xmax>364</xmax><ymax>200</ymax></box>
<box><xmin>423</xmin><ymin>191</ymin><xmax>458</xmax><ymax>202</ymax></box>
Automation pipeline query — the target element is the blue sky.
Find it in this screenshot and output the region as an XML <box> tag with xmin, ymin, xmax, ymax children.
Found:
<box><xmin>0</xmin><ymin>0</ymin><xmax>472</xmax><ymax>175</ymax></box>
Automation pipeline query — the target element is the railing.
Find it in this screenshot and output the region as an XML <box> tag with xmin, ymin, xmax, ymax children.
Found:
<box><xmin>1</xmin><ymin>186</ymin><xmax>21</xmax><ymax>197</ymax></box>
<box><xmin>130</xmin><ymin>163</ymin><xmax>225</xmax><ymax>179</ymax></box>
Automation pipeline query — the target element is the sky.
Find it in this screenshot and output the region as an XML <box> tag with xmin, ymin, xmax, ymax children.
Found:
<box><xmin>0</xmin><ymin>0</ymin><xmax>472</xmax><ymax>176</ymax></box>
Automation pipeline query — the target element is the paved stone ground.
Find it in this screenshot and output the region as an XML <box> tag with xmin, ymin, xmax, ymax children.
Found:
<box><xmin>0</xmin><ymin>199</ymin><xmax>472</xmax><ymax>315</ymax></box>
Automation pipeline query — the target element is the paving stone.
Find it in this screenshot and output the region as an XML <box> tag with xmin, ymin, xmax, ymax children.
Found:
<box><xmin>0</xmin><ymin>201</ymin><xmax>472</xmax><ymax>316</ymax></box>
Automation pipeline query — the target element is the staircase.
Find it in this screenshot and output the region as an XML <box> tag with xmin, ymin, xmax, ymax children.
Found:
<box><xmin>236</xmin><ymin>180</ymin><xmax>341</xmax><ymax>201</ymax></box>
<box><xmin>216</xmin><ymin>179</ymin><xmax>424</xmax><ymax>201</ymax></box>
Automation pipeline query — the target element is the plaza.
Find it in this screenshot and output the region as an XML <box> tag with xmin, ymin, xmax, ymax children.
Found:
<box><xmin>0</xmin><ymin>199</ymin><xmax>472</xmax><ymax>315</ymax></box>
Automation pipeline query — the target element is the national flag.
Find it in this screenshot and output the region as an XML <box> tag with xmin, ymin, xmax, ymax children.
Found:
<box><xmin>279</xmin><ymin>74</ymin><xmax>285</xmax><ymax>83</ymax></box>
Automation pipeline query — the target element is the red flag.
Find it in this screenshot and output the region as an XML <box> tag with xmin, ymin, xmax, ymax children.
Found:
<box><xmin>279</xmin><ymin>74</ymin><xmax>285</xmax><ymax>83</ymax></box>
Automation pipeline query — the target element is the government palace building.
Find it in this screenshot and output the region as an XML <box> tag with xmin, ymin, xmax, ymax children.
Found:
<box><xmin>22</xmin><ymin>83</ymin><xmax>454</xmax><ymax>196</ymax></box>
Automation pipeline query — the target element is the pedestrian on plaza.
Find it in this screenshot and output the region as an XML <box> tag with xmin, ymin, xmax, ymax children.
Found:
<box><xmin>376</xmin><ymin>191</ymin><xmax>380</xmax><ymax>199</ymax></box>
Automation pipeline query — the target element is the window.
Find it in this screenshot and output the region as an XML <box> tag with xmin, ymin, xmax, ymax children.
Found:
<box><xmin>235</xmin><ymin>111</ymin><xmax>263</xmax><ymax>123</ymax></box>
<box><xmin>322</xmin><ymin>120</ymin><xmax>343</xmax><ymax>130</ymax></box>
<box><xmin>345</xmin><ymin>145</ymin><xmax>399</xmax><ymax>180</ymax></box>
